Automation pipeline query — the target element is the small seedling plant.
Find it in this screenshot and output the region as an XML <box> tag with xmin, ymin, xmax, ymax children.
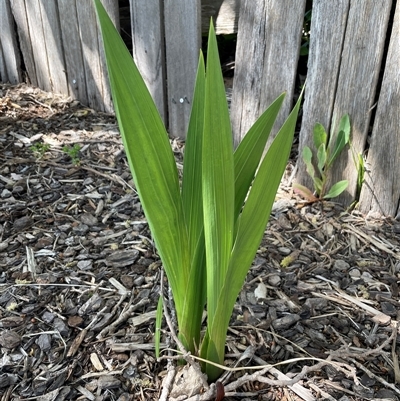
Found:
<box><xmin>62</xmin><ymin>144</ymin><xmax>81</xmax><ymax>165</ymax></box>
<box><xmin>94</xmin><ymin>0</ymin><xmax>303</xmax><ymax>381</ymax></box>
<box><xmin>294</xmin><ymin>114</ymin><xmax>350</xmax><ymax>201</ymax></box>
<box><xmin>30</xmin><ymin>142</ymin><xmax>50</xmax><ymax>159</ymax></box>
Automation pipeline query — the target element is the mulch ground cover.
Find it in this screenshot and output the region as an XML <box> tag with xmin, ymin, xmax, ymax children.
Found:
<box><xmin>1</xmin><ymin>82</ymin><xmax>400</xmax><ymax>401</ymax></box>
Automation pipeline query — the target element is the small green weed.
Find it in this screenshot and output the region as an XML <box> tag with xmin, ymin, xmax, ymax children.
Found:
<box><xmin>294</xmin><ymin>114</ymin><xmax>351</xmax><ymax>201</ymax></box>
<box><xmin>348</xmin><ymin>147</ymin><xmax>366</xmax><ymax>209</ymax></box>
<box><xmin>30</xmin><ymin>142</ymin><xmax>51</xmax><ymax>159</ymax></box>
<box><xmin>62</xmin><ymin>144</ymin><xmax>81</xmax><ymax>165</ymax></box>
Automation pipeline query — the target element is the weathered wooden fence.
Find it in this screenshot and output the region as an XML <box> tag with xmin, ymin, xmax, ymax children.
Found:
<box><xmin>232</xmin><ymin>0</ymin><xmax>399</xmax><ymax>217</ymax></box>
<box><xmin>1</xmin><ymin>0</ymin><xmax>119</xmax><ymax>112</ymax></box>
<box><xmin>0</xmin><ymin>0</ymin><xmax>399</xmax><ymax>217</ymax></box>
<box><xmin>0</xmin><ymin>0</ymin><xmax>238</xmax><ymax>126</ymax></box>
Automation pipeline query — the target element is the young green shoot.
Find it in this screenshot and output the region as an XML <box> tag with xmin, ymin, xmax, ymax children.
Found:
<box><xmin>294</xmin><ymin>114</ymin><xmax>350</xmax><ymax>201</ymax></box>
<box><xmin>62</xmin><ymin>144</ymin><xmax>81</xmax><ymax>165</ymax></box>
<box><xmin>30</xmin><ymin>142</ymin><xmax>51</xmax><ymax>159</ymax></box>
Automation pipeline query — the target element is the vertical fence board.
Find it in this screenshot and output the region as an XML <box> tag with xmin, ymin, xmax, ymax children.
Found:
<box><xmin>130</xmin><ymin>0</ymin><xmax>166</xmax><ymax>121</ymax></box>
<box><xmin>328</xmin><ymin>0</ymin><xmax>392</xmax><ymax>206</ymax></box>
<box><xmin>58</xmin><ymin>0</ymin><xmax>88</xmax><ymax>104</ymax></box>
<box><xmin>95</xmin><ymin>0</ymin><xmax>118</xmax><ymax>113</ymax></box>
<box><xmin>164</xmin><ymin>0</ymin><xmax>201</xmax><ymax>138</ymax></box>
<box><xmin>231</xmin><ymin>0</ymin><xmax>305</xmax><ymax>148</ymax></box>
<box><xmin>38</xmin><ymin>1</ymin><xmax>68</xmax><ymax>94</ymax></box>
<box><xmin>10</xmin><ymin>0</ymin><xmax>37</xmax><ymax>86</ymax></box>
<box><xmin>0</xmin><ymin>40</ymin><xmax>6</xmax><ymax>83</ymax></box>
<box><xmin>24</xmin><ymin>0</ymin><xmax>53</xmax><ymax>92</ymax></box>
<box><xmin>101</xmin><ymin>0</ymin><xmax>119</xmax><ymax>113</ymax></box>
<box><xmin>0</xmin><ymin>0</ymin><xmax>21</xmax><ymax>83</ymax></box>
<box><xmin>201</xmin><ymin>0</ymin><xmax>240</xmax><ymax>34</ymax></box>
<box><xmin>296</xmin><ymin>0</ymin><xmax>350</xmax><ymax>190</ymax></box>
<box><xmin>77</xmin><ymin>1</ymin><xmax>111</xmax><ymax>112</ymax></box>
<box><xmin>77</xmin><ymin>1</ymin><xmax>103</xmax><ymax>110</ymax></box>
<box><xmin>359</xmin><ymin>1</ymin><xmax>400</xmax><ymax>216</ymax></box>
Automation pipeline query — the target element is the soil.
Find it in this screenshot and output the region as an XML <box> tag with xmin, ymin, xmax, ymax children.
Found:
<box><xmin>1</xmin><ymin>82</ymin><xmax>400</xmax><ymax>401</ymax></box>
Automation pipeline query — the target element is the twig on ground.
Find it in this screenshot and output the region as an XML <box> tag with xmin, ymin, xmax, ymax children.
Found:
<box><xmin>221</xmin><ymin>355</ymin><xmax>359</xmax><ymax>401</ymax></box>
<box><xmin>158</xmin><ymin>364</ymin><xmax>176</xmax><ymax>401</ymax></box>
<box><xmin>224</xmin><ymin>362</ymin><xmax>316</xmax><ymax>401</ymax></box>
<box><xmin>392</xmin><ymin>321</ymin><xmax>400</xmax><ymax>383</ymax></box>
<box><xmin>219</xmin><ymin>345</ymin><xmax>256</xmax><ymax>384</ymax></box>
<box><xmin>350</xmin><ymin>357</ymin><xmax>400</xmax><ymax>397</ymax></box>
<box><xmin>307</xmin><ymin>383</ymin><xmax>337</xmax><ymax>401</ymax></box>
<box><xmin>329</xmin><ymin>323</ymin><xmax>396</xmax><ymax>360</ymax></box>
<box><xmin>158</xmin><ymin>268</ymin><xmax>177</xmax><ymax>401</ymax></box>
<box><xmin>97</xmin><ymin>297</ymin><xmax>149</xmax><ymax>338</ymax></box>
<box><xmin>323</xmin><ymin>380</ymin><xmax>357</xmax><ymax>397</ymax></box>
<box><xmin>110</xmin><ymin>292</ymin><xmax>129</xmax><ymax>315</ymax></box>
<box><xmin>67</xmin><ymin>305</ymin><xmax>108</xmax><ymax>357</ymax></box>
<box><xmin>343</xmin><ymin>223</ymin><xmax>400</xmax><ymax>259</ymax></box>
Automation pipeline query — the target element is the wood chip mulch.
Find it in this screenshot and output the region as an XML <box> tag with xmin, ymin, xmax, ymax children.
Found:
<box><xmin>1</xmin><ymin>82</ymin><xmax>400</xmax><ymax>401</ymax></box>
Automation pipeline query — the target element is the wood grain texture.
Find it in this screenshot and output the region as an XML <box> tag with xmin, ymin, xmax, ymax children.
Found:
<box><xmin>10</xmin><ymin>0</ymin><xmax>37</xmax><ymax>86</ymax></box>
<box><xmin>328</xmin><ymin>0</ymin><xmax>392</xmax><ymax>206</ymax></box>
<box><xmin>359</xmin><ymin>1</ymin><xmax>400</xmax><ymax>216</ymax></box>
<box><xmin>77</xmin><ymin>0</ymin><xmax>111</xmax><ymax>112</ymax></box>
<box><xmin>164</xmin><ymin>0</ymin><xmax>201</xmax><ymax>138</ymax></box>
<box><xmin>295</xmin><ymin>0</ymin><xmax>350</xmax><ymax>190</ymax></box>
<box><xmin>38</xmin><ymin>1</ymin><xmax>68</xmax><ymax>94</ymax></box>
<box><xmin>201</xmin><ymin>0</ymin><xmax>240</xmax><ymax>34</ymax></box>
<box><xmin>130</xmin><ymin>0</ymin><xmax>166</xmax><ymax>121</ymax></box>
<box><xmin>102</xmin><ymin>0</ymin><xmax>119</xmax><ymax>31</ymax></box>
<box><xmin>0</xmin><ymin>0</ymin><xmax>21</xmax><ymax>83</ymax></box>
<box><xmin>95</xmin><ymin>0</ymin><xmax>117</xmax><ymax>113</ymax></box>
<box><xmin>24</xmin><ymin>0</ymin><xmax>52</xmax><ymax>91</ymax></box>
<box><xmin>57</xmin><ymin>0</ymin><xmax>88</xmax><ymax>104</ymax></box>
<box><xmin>230</xmin><ymin>0</ymin><xmax>305</xmax><ymax>148</ymax></box>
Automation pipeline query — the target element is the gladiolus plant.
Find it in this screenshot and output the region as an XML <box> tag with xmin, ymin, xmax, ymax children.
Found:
<box><xmin>94</xmin><ymin>0</ymin><xmax>302</xmax><ymax>381</ymax></box>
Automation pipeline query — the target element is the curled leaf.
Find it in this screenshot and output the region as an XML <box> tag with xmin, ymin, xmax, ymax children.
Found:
<box><xmin>293</xmin><ymin>183</ymin><xmax>318</xmax><ymax>202</ymax></box>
